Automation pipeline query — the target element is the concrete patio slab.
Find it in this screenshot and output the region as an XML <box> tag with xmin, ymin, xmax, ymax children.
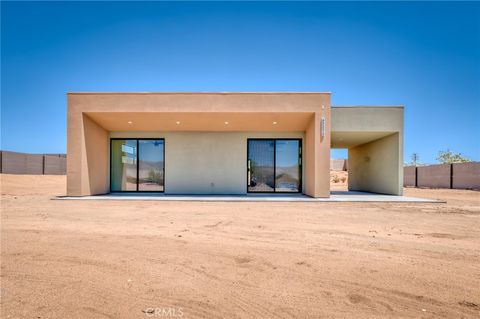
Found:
<box><xmin>56</xmin><ymin>191</ymin><xmax>444</xmax><ymax>203</ymax></box>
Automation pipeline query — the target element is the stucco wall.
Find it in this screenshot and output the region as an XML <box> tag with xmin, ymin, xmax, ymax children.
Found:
<box><xmin>331</xmin><ymin>107</ymin><xmax>403</xmax><ymax>133</ymax></box>
<box><xmin>304</xmin><ymin>113</ymin><xmax>330</xmax><ymax>197</ymax></box>
<box><xmin>67</xmin><ymin>114</ymin><xmax>109</xmax><ymax>196</ymax></box>
<box><xmin>348</xmin><ymin>133</ymin><xmax>402</xmax><ymax>195</ymax></box>
<box><xmin>69</xmin><ymin>92</ymin><xmax>329</xmax><ymax>113</ymax></box>
<box><xmin>110</xmin><ymin>131</ymin><xmax>305</xmax><ymax>195</ymax></box>
<box><xmin>84</xmin><ymin>114</ymin><xmax>110</xmax><ymax>195</ymax></box>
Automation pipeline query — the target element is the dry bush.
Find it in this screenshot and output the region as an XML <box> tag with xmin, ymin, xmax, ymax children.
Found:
<box><xmin>331</xmin><ymin>174</ymin><xmax>340</xmax><ymax>183</ymax></box>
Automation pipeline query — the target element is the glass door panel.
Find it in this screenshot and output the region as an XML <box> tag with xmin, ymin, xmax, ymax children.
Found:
<box><xmin>111</xmin><ymin>139</ymin><xmax>137</xmax><ymax>191</ymax></box>
<box><xmin>248</xmin><ymin>140</ymin><xmax>275</xmax><ymax>192</ymax></box>
<box><xmin>138</xmin><ymin>140</ymin><xmax>164</xmax><ymax>191</ymax></box>
<box><xmin>275</xmin><ymin>140</ymin><xmax>301</xmax><ymax>192</ymax></box>
<box><xmin>247</xmin><ymin>139</ymin><xmax>302</xmax><ymax>193</ymax></box>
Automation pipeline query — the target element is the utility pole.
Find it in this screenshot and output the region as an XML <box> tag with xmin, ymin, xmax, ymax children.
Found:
<box><xmin>411</xmin><ymin>153</ymin><xmax>419</xmax><ymax>166</ymax></box>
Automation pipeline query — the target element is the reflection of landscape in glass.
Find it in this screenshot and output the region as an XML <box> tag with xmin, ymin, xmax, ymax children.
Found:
<box><xmin>111</xmin><ymin>140</ymin><xmax>137</xmax><ymax>191</ymax></box>
<box><xmin>248</xmin><ymin>140</ymin><xmax>275</xmax><ymax>192</ymax></box>
<box><xmin>111</xmin><ymin>139</ymin><xmax>164</xmax><ymax>192</ymax></box>
<box><xmin>248</xmin><ymin>139</ymin><xmax>301</xmax><ymax>193</ymax></box>
<box><xmin>275</xmin><ymin>140</ymin><xmax>300</xmax><ymax>192</ymax></box>
<box><xmin>139</xmin><ymin>140</ymin><xmax>164</xmax><ymax>191</ymax></box>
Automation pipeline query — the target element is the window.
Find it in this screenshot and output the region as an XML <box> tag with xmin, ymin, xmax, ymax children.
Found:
<box><xmin>247</xmin><ymin>140</ymin><xmax>275</xmax><ymax>192</ymax></box>
<box><xmin>110</xmin><ymin>139</ymin><xmax>165</xmax><ymax>192</ymax></box>
<box><xmin>138</xmin><ymin>140</ymin><xmax>164</xmax><ymax>191</ymax></box>
<box><xmin>247</xmin><ymin>139</ymin><xmax>302</xmax><ymax>193</ymax></box>
<box><xmin>275</xmin><ymin>140</ymin><xmax>301</xmax><ymax>192</ymax></box>
<box><xmin>111</xmin><ymin>139</ymin><xmax>137</xmax><ymax>191</ymax></box>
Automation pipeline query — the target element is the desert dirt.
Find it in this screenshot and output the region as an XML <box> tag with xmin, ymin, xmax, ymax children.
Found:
<box><xmin>1</xmin><ymin>174</ymin><xmax>479</xmax><ymax>318</ymax></box>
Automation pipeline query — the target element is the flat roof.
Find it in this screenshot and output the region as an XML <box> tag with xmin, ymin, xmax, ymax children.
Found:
<box><xmin>332</xmin><ymin>105</ymin><xmax>404</xmax><ymax>109</ymax></box>
<box><xmin>67</xmin><ymin>92</ymin><xmax>332</xmax><ymax>95</ymax></box>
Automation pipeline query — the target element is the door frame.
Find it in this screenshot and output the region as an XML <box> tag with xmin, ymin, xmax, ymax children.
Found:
<box><xmin>246</xmin><ymin>138</ymin><xmax>302</xmax><ymax>194</ymax></box>
<box><xmin>110</xmin><ymin>138</ymin><xmax>165</xmax><ymax>193</ymax></box>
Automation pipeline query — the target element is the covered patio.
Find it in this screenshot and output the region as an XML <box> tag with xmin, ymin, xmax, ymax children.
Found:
<box><xmin>57</xmin><ymin>191</ymin><xmax>440</xmax><ymax>203</ymax></box>
<box><xmin>331</xmin><ymin>106</ymin><xmax>404</xmax><ymax>195</ymax></box>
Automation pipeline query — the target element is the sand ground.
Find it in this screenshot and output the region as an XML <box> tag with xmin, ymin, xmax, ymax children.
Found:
<box><xmin>1</xmin><ymin>174</ymin><xmax>479</xmax><ymax>318</ymax></box>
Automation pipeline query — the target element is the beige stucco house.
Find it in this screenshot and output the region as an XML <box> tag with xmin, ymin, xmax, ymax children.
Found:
<box><xmin>67</xmin><ymin>92</ymin><xmax>403</xmax><ymax>197</ymax></box>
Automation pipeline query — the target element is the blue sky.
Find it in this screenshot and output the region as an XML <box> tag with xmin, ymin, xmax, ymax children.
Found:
<box><xmin>1</xmin><ymin>1</ymin><xmax>479</xmax><ymax>164</ymax></box>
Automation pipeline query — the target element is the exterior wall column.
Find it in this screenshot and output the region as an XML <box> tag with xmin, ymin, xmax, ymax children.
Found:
<box><xmin>67</xmin><ymin>100</ymin><xmax>109</xmax><ymax>196</ymax></box>
<box><xmin>304</xmin><ymin>110</ymin><xmax>331</xmax><ymax>198</ymax></box>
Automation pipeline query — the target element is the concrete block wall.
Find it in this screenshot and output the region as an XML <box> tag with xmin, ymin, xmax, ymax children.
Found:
<box><xmin>417</xmin><ymin>164</ymin><xmax>451</xmax><ymax>188</ymax></box>
<box><xmin>26</xmin><ymin>154</ymin><xmax>44</xmax><ymax>174</ymax></box>
<box><xmin>452</xmin><ymin>162</ymin><xmax>480</xmax><ymax>189</ymax></box>
<box><xmin>1</xmin><ymin>151</ymin><xmax>42</xmax><ymax>174</ymax></box>
<box><xmin>44</xmin><ymin>155</ymin><xmax>67</xmax><ymax>175</ymax></box>
<box><xmin>404</xmin><ymin>166</ymin><xmax>416</xmax><ymax>187</ymax></box>
<box><xmin>330</xmin><ymin>159</ymin><xmax>347</xmax><ymax>171</ymax></box>
<box><xmin>2</xmin><ymin>151</ymin><xmax>26</xmax><ymax>174</ymax></box>
<box><xmin>0</xmin><ymin>151</ymin><xmax>66</xmax><ymax>175</ymax></box>
<box><xmin>404</xmin><ymin>162</ymin><xmax>479</xmax><ymax>190</ymax></box>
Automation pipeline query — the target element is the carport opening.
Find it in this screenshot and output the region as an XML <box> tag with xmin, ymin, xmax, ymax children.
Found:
<box><xmin>331</xmin><ymin>132</ymin><xmax>402</xmax><ymax>195</ymax></box>
<box><xmin>331</xmin><ymin>148</ymin><xmax>348</xmax><ymax>192</ymax></box>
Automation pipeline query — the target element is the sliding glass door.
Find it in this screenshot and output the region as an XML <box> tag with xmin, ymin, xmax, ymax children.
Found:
<box><xmin>111</xmin><ymin>139</ymin><xmax>137</xmax><ymax>191</ymax></box>
<box><xmin>247</xmin><ymin>139</ymin><xmax>302</xmax><ymax>193</ymax></box>
<box><xmin>110</xmin><ymin>139</ymin><xmax>165</xmax><ymax>192</ymax></box>
<box><xmin>275</xmin><ymin>140</ymin><xmax>301</xmax><ymax>192</ymax></box>
<box><xmin>247</xmin><ymin>140</ymin><xmax>275</xmax><ymax>192</ymax></box>
<box><xmin>138</xmin><ymin>140</ymin><xmax>164</xmax><ymax>191</ymax></box>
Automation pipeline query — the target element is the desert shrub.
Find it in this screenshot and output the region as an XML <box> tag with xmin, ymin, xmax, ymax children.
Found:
<box><xmin>437</xmin><ymin>150</ymin><xmax>471</xmax><ymax>164</ymax></box>
<box><xmin>148</xmin><ymin>169</ymin><xmax>163</xmax><ymax>184</ymax></box>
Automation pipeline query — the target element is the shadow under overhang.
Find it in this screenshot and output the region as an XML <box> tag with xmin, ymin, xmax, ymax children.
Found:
<box><xmin>331</xmin><ymin>131</ymin><xmax>397</xmax><ymax>148</ymax></box>
<box><xmin>85</xmin><ymin>112</ymin><xmax>314</xmax><ymax>132</ymax></box>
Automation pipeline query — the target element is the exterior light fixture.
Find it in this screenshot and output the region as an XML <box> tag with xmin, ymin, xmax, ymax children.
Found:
<box><xmin>272</xmin><ymin>121</ymin><xmax>278</xmax><ymax>125</ymax></box>
<box><xmin>224</xmin><ymin>121</ymin><xmax>229</xmax><ymax>125</ymax></box>
<box><xmin>321</xmin><ymin>117</ymin><xmax>326</xmax><ymax>137</ymax></box>
<box><xmin>127</xmin><ymin>121</ymin><xmax>133</xmax><ymax>124</ymax></box>
<box><xmin>176</xmin><ymin>121</ymin><xmax>180</xmax><ymax>125</ymax></box>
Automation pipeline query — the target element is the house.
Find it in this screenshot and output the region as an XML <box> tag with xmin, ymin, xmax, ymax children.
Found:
<box><xmin>67</xmin><ymin>92</ymin><xmax>403</xmax><ymax>197</ymax></box>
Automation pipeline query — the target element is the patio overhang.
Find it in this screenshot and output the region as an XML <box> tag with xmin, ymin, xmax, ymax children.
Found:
<box><xmin>84</xmin><ymin>112</ymin><xmax>314</xmax><ymax>132</ymax></box>
<box><xmin>331</xmin><ymin>106</ymin><xmax>404</xmax><ymax>195</ymax></box>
